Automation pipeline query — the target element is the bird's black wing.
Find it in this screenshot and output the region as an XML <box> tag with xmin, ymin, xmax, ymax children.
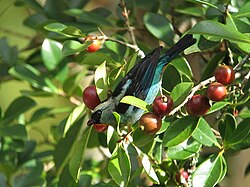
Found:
<box><xmin>113</xmin><ymin>47</ymin><xmax>162</xmax><ymax>114</ymax></box>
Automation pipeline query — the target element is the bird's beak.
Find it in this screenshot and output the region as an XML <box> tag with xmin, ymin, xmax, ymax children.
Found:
<box><xmin>87</xmin><ymin>119</ymin><xmax>95</xmax><ymax>126</ymax></box>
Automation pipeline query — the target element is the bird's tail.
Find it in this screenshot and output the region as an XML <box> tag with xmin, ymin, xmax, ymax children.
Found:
<box><xmin>164</xmin><ymin>34</ymin><xmax>196</xmax><ymax>61</ymax></box>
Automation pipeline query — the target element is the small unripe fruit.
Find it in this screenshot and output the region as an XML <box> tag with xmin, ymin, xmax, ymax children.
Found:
<box><xmin>93</xmin><ymin>124</ymin><xmax>108</xmax><ymax>132</ymax></box>
<box><xmin>215</xmin><ymin>65</ymin><xmax>235</xmax><ymax>85</ymax></box>
<box><xmin>176</xmin><ymin>170</ymin><xmax>189</xmax><ymax>183</ymax></box>
<box><xmin>186</xmin><ymin>94</ymin><xmax>210</xmax><ymax>116</ymax></box>
<box><xmin>87</xmin><ymin>40</ymin><xmax>101</xmax><ymax>52</ymax></box>
<box><xmin>207</xmin><ymin>82</ymin><xmax>227</xmax><ymax>102</ymax></box>
<box><xmin>152</xmin><ymin>95</ymin><xmax>173</xmax><ymax>116</ymax></box>
<box><xmin>82</xmin><ymin>85</ymin><xmax>101</xmax><ymax>110</ymax></box>
<box><xmin>139</xmin><ymin>113</ymin><xmax>162</xmax><ymax>135</ymax></box>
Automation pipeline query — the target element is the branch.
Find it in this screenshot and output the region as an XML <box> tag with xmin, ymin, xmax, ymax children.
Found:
<box><xmin>169</xmin><ymin>77</ymin><xmax>215</xmax><ymax>116</ymax></box>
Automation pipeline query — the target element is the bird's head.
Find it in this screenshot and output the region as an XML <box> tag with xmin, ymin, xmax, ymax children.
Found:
<box><xmin>87</xmin><ymin>99</ymin><xmax>117</xmax><ymax>126</ymax></box>
<box><xmin>87</xmin><ymin>109</ymin><xmax>102</xmax><ymax>125</ymax></box>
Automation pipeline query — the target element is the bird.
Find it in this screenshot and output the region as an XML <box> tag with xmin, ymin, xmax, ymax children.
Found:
<box><xmin>87</xmin><ymin>34</ymin><xmax>196</xmax><ymax>127</ymax></box>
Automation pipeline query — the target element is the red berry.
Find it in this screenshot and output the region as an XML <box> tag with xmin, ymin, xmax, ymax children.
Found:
<box><xmin>207</xmin><ymin>82</ymin><xmax>227</xmax><ymax>102</ymax></box>
<box><xmin>215</xmin><ymin>65</ymin><xmax>235</xmax><ymax>85</ymax></box>
<box><xmin>93</xmin><ymin>124</ymin><xmax>108</xmax><ymax>132</ymax></box>
<box><xmin>152</xmin><ymin>95</ymin><xmax>173</xmax><ymax>116</ymax></box>
<box><xmin>186</xmin><ymin>94</ymin><xmax>211</xmax><ymax>116</ymax></box>
<box><xmin>82</xmin><ymin>85</ymin><xmax>101</xmax><ymax>110</ymax></box>
<box><xmin>87</xmin><ymin>40</ymin><xmax>101</xmax><ymax>52</ymax></box>
<box><xmin>180</xmin><ymin>170</ymin><xmax>189</xmax><ymax>180</ymax></box>
<box><xmin>139</xmin><ymin>113</ymin><xmax>162</xmax><ymax>135</ymax></box>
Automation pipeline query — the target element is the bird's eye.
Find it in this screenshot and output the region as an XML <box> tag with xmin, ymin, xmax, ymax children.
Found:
<box><xmin>92</xmin><ymin>110</ymin><xmax>102</xmax><ymax>121</ymax></box>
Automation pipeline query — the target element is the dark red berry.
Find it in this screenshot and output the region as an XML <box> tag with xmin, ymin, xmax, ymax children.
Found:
<box><xmin>93</xmin><ymin>124</ymin><xmax>108</xmax><ymax>132</ymax></box>
<box><xmin>152</xmin><ymin>95</ymin><xmax>173</xmax><ymax>116</ymax></box>
<box><xmin>215</xmin><ymin>65</ymin><xmax>235</xmax><ymax>85</ymax></box>
<box><xmin>207</xmin><ymin>82</ymin><xmax>227</xmax><ymax>102</ymax></box>
<box><xmin>186</xmin><ymin>94</ymin><xmax>211</xmax><ymax>116</ymax></box>
<box><xmin>82</xmin><ymin>85</ymin><xmax>101</xmax><ymax>110</ymax></box>
<box><xmin>139</xmin><ymin>113</ymin><xmax>162</xmax><ymax>135</ymax></box>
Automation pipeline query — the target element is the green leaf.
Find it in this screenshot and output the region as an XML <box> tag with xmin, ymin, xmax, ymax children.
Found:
<box><xmin>16</xmin><ymin>0</ymin><xmax>44</xmax><ymax>13</ymax></box>
<box><xmin>0</xmin><ymin>38</ymin><xmax>18</xmax><ymax>66</ymax></box>
<box><xmin>120</xmin><ymin>96</ymin><xmax>149</xmax><ymax>111</ymax></box>
<box><xmin>170</xmin><ymin>57</ymin><xmax>193</xmax><ymax>79</ymax></box>
<box><xmin>135</xmin><ymin>146</ymin><xmax>159</xmax><ymax>184</ymax></box>
<box><xmin>61</xmin><ymin>26</ymin><xmax>85</xmax><ymax>37</ymax></box>
<box><xmin>64</xmin><ymin>104</ymin><xmax>85</xmax><ymax>137</ymax></box>
<box><xmin>11</xmin><ymin>160</ymin><xmax>45</xmax><ymax>187</ymax></box>
<box><xmin>108</xmin><ymin>145</ymin><xmax>131</xmax><ymax>187</ymax></box>
<box><xmin>0</xmin><ymin>125</ymin><xmax>27</xmax><ymax>139</ymax></box>
<box><xmin>54</xmin><ymin>117</ymin><xmax>85</xmax><ymax>177</ymax></box>
<box><xmin>62</xmin><ymin>40</ymin><xmax>92</xmax><ymax>56</ymax></box>
<box><xmin>95</xmin><ymin>61</ymin><xmax>108</xmax><ymax>101</ymax></box>
<box><xmin>185</xmin><ymin>34</ymin><xmax>220</xmax><ymax>54</ymax></box>
<box><xmin>186</xmin><ymin>0</ymin><xmax>220</xmax><ymax>11</ymax></box>
<box><xmin>192</xmin><ymin>153</ymin><xmax>227</xmax><ymax>187</ymax></box>
<box><xmin>41</xmin><ymin>39</ymin><xmax>63</xmax><ymax>71</ymax></box>
<box><xmin>144</xmin><ymin>12</ymin><xmax>174</xmax><ymax>46</ymax></box>
<box><xmin>207</xmin><ymin>101</ymin><xmax>230</xmax><ymax>115</ymax></box>
<box><xmin>224</xmin><ymin>118</ymin><xmax>250</xmax><ymax>150</ymax></box>
<box><xmin>132</xmin><ymin>128</ymin><xmax>155</xmax><ymax>148</ymax></box>
<box><xmin>189</xmin><ymin>20</ymin><xmax>250</xmax><ymax>44</ymax></box>
<box><xmin>163</xmin><ymin>116</ymin><xmax>198</xmax><ymax>147</ymax></box>
<box><xmin>69</xmin><ymin>126</ymin><xmax>92</xmax><ymax>181</ymax></box>
<box><xmin>167</xmin><ymin>138</ymin><xmax>202</xmax><ymax>160</ymax></box>
<box><xmin>218</xmin><ymin>113</ymin><xmax>236</xmax><ymax>141</ymax></box>
<box><xmin>235</xmin><ymin>1</ymin><xmax>250</xmax><ymax>18</ymax></box>
<box><xmin>238</xmin><ymin>110</ymin><xmax>250</xmax><ymax>118</ymax></box>
<box><xmin>192</xmin><ymin>117</ymin><xmax>220</xmax><ymax>147</ymax></box>
<box><xmin>107</xmin><ymin>126</ymin><xmax>120</xmax><ymax>153</ymax></box>
<box><xmin>64</xmin><ymin>9</ymin><xmax>112</xmax><ymax>26</ymax></box>
<box><xmin>200</xmin><ymin>52</ymin><xmax>226</xmax><ymax>81</ymax></box>
<box><xmin>44</xmin><ymin>23</ymin><xmax>68</xmax><ymax>32</ymax></box>
<box><xmin>170</xmin><ymin>82</ymin><xmax>193</xmax><ymax>107</ymax></box>
<box><xmin>162</xmin><ymin>64</ymin><xmax>181</xmax><ymax>92</ymax></box>
<box><xmin>2</xmin><ymin>96</ymin><xmax>36</xmax><ymax>125</ymax></box>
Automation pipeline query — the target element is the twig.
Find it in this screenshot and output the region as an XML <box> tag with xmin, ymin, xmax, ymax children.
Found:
<box><xmin>119</xmin><ymin>0</ymin><xmax>137</xmax><ymax>46</ymax></box>
<box><xmin>79</xmin><ymin>31</ymin><xmax>145</xmax><ymax>58</ymax></box>
<box><xmin>234</xmin><ymin>54</ymin><xmax>250</xmax><ymax>71</ymax></box>
<box><xmin>0</xmin><ymin>27</ymin><xmax>33</xmax><ymax>40</ymax></box>
<box><xmin>169</xmin><ymin>76</ymin><xmax>215</xmax><ymax>115</ymax></box>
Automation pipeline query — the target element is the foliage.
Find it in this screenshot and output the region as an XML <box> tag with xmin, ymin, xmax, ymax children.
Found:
<box><xmin>0</xmin><ymin>0</ymin><xmax>250</xmax><ymax>186</ymax></box>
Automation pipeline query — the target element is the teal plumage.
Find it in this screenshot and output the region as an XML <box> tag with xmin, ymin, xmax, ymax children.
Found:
<box><xmin>87</xmin><ymin>34</ymin><xmax>196</xmax><ymax>127</ymax></box>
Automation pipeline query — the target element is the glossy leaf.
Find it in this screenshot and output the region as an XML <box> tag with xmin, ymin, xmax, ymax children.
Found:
<box><xmin>207</xmin><ymin>101</ymin><xmax>230</xmax><ymax>115</ymax></box>
<box><xmin>162</xmin><ymin>64</ymin><xmax>181</xmax><ymax>92</ymax></box>
<box><xmin>135</xmin><ymin>146</ymin><xmax>159</xmax><ymax>184</ymax></box>
<box><xmin>2</xmin><ymin>96</ymin><xmax>36</xmax><ymax>125</ymax></box>
<box><xmin>108</xmin><ymin>145</ymin><xmax>131</xmax><ymax>187</ymax></box>
<box><xmin>238</xmin><ymin>110</ymin><xmax>250</xmax><ymax>118</ymax></box>
<box><xmin>224</xmin><ymin>118</ymin><xmax>250</xmax><ymax>150</ymax></box>
<box><xmin>218</xmin><ymin>113</ymin><xmax>236</xmax><ymax>141</ymax></box>
<box><xmin>54</xmin><ymin>117</ymin><xmax>85</xmax><ymax>177</ymax></box>
<box><xmin>69</xmin><ymin>126</ymin><xmax>92</xmax><ymax>181</ymax></box>
<box><xmin>120</xmin><ymin>96</ymin><xmax>149</xmax><ymax>111</ymax></box>
<box><xmin>163</xmin><ymin>116</ymin><xmax>198</xmax><ymax>147</ymax></box>
<box><xmin>0</xmin><ymin>38</ymin><xmax>18</xmax><ymax>66</ymax></box>
<box><xmin>63</xmin><ymin>104</ymin><xmax>85</xmax><ymax>137</ymax></box>
<box><xmin>62</xmin><ymin>40</ymin><xmax>91</xmax><ymax>56</ymax></box>
<box><xmin>144</xmin><ymin>12</ymin><xmax>174</xmax><ymax>46</ymax></box>
<box><xmin>235</xmin><ymin>1</ymin><xmax>250</xmax><ymax>18</ymax></box>
<box><xmin>41</xmin><ymin>39</ymin><xmax>63</xmax><ymax>71</ymax></box>
<box><xmin>170</xmin><ymin>82</ymin><xmax>193</xmax><ymax>107</ymax></box>
<box><xmin>132</xmin><ymin>128</ymin><xmax>155</xmax><ymax>148</ymax></box>
<box><xmin>192</xmin><ymin>117</ymin><xmax>220</xmax><ymax>147</ymax></box>
<box><xmin>64</xmin><ymin>9</ymin><xmax>112</xmax><ymax>26</ymax></box>
<box><xmin>170</xmin><ymin>56</ymin><xmax>193</xmax><ymax>79</ymax></box>
<box><xmin>189</xmin><ymin>20</ymin><xmax>250</xmax><ymax>43</ymax></box>
<box><xmin>167</xmin><ymin>138</ymin><xmax>201</xmax><ymax>160</ymax></box>
<box><xmin>9</xmin><ymin>63</ymin><xmax>58</xmax><ymax>93</ymax></box>
<box><xmin>192</xmin><ymin>153</ymin><xmax>227</xmax><ymax>187</ymax></box>
<box><xmin>95</xmin><ymin>61</ymin><xmax>108</xmax><ymax>101</ymax></box>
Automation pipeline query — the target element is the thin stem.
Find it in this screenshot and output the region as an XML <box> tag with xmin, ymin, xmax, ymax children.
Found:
<box><xmin>169</xmin><ymin>76</ymin><xmax>215</xmax><ymax>115</ymax></box>
<box><xmin>119</xmin><ymin>0</ymin><xmax>137</xmax><ymax>46</ymax></box>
